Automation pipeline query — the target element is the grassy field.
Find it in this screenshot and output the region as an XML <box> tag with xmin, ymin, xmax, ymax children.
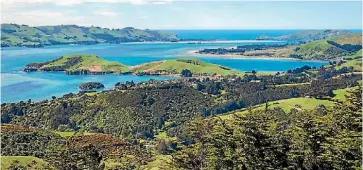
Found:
<box><xmin>133</xmin><ymin>59</ymin><xmax>242</xmax><ymax>76</ymax></box>
<box><xmin>274</xmin><ymin>82</ymin><xmax>311</xmax><ymax>87</ymax></box>
<box><xmin>141</xmin><ymin>155</ymin><xmax>176</xmax><ymax>170</ymax></box>
<box><xmin>332</xmin><ymin>33</ymin><xmax>362</xmax><ymax>45</ymax></box>
<box><xmin>269</xmin><ymin>98</ymin><xmax>335</xmax><ymax>111</ymax></box>
<box><xmin>219</xmin><ymin>97</ymin><xmax>335</xmax><ymax>120</ymax></box>
<box><xmin>333</xmin><ymin>87</ymin><xmax>359</xmax><ymax>101</ymax></box>
<box><xmin>155</xmin><ymin>131</ymin><xmax>177</xmax><ymax>141</ymax></box>
<box><xmin>335</xmin><ymin>50</ymin><xmax>362</xmax><ymax>71</ymax></box>
<box><xmin>243</xmin><ymin>45</ymin><xmax>297</xmax><ymax>58</ymax></box>
<box><xmin>292</xmin><ymin>33</ymin><xmax>362</xmax><ymax>60</ymax></box>
<box><xmin>131</xmin><ymin>61</ymin><xmax>164</xmax><ymax>72</ymax></box>
<box><xmin>52</xmin><ymin>131</ymin><xmax>95</xmax><ymax>138</ymax></box>
<box><xmin>242</xmin><ymin>71</ymin><xmax>276</xmax><ymax>76</ymax></box>
<box><xmin>42</xmin><ymin>54</ymin><xmax>130</xmax><ymax>72</ymax></box>
<box><xmin>295</xmin><ymin>39</ymin><xmax>331</xmax><ymax>57</ymax></box>
<box><xmin>1</xmin><ymin>156</ymin><xmax>53</xmax><ymax>169</ymax></box>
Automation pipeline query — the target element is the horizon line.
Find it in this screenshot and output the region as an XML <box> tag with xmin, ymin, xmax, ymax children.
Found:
<box><xmin>1</xmin><ymin>23</ymin><xmax>362</xmax><ymax>30</ymax></box>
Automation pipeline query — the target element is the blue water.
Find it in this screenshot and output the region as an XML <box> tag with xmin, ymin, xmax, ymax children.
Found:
<box><xmin>170</xmin><ymin>29</ymin><xmax>362</xmax><ymax>40</ymax></box>
<box><xmin>171</xmin><ymin>30</ymin><xmax>300</xmax><ymax>40</ymax></box>
<box><xmin>1</xmin><ymin>30</ymin><xmax>328</xmax><ymax>103</ymax></box>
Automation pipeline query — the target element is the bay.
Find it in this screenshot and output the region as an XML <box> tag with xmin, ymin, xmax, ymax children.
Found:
<box><xmin>1</xmin><ymin>30</ymin><xmax>327</xmax><ymax>103</ymax></box>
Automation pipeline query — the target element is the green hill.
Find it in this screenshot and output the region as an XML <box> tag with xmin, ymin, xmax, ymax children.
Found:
<box><xmin>132</xmin><ymin>58</ymin><xmax>242</xmax><ymax>76</ymax></box>
<box><xmin>332</xmin><ymin>33</ymin><xmax>362</xmax><ymax>45</ymax></box>
<box><xmin>290</xmin><ymin>33</ymin><xmax>362</xmax><ymax>60</ymax></box>
<box><xmin>257</xmin><ymin>30</ymin><xmax>353</xmax><ymax>42</ymax></box>
<box><xmin>25</xmin><ymin>56</ymin><xmax>243</xmax><ymax>76</ymax></box>
<box><xmin>1</xmin><ymin>24</ymin><xmax>179</xmax><ymax>47</ymax></box>
<box><xmin>276</xmin><ymin>29</ymin><xmax>353</xmax><ymax>42</ymax></box>
<box><xmin>334</xmin><ymin>50</ymin><xmax>362</xmax><ymax>71</ymax></box>
<box><xmin>24</xmin><ymin>54</ymin><xmax>130</xmax><ymax>74</ymax></box>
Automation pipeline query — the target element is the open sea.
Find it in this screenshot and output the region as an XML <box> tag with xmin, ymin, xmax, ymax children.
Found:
<box><xmin>1</xmin><ymin>30</ymin><xmax>328</xmax><ymax>103</ymax></box>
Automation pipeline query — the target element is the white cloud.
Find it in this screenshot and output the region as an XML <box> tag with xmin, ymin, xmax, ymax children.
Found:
<box><xmin>1</xmin><ymin>0</ymin><xmax>173</xmax><ymax>6</ymax></box>
<box><xmin>152</xmin><ymin>0</ymin><xmax>172</xmax><ymax>5</ymax></box>
<box><xmin>2</xmin><ymin>10</ymin><xmax>88</xmax><ymax>26</ymax></box>
<box><xmin>93</xmin><ymin>11</ymin><xmax>119</xmax><ymax>17</ymax></box>
<box><xmin>138</xmin><ymin>15</ymin><xmax>149</xmax><ymax>20</ymax></box>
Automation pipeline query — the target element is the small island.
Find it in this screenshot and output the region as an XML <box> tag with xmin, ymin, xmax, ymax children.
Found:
<box><xmin>24</xmin><ymin>54</ymin><xmax>130</xmax><ymax>75</ymax></box>
<box><xmin>24</xmin><ymin>54</ymin><xmax>244</xmax><ymax>77</ymax></box>
<box><xmin>79</xmin><ymin>82</ymin><xmax>105</xmax><ymax>91</ymax></box>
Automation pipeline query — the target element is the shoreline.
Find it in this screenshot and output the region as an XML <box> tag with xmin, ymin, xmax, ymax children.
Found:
<box><xmin>1</xmin><ymin>40</ymin><xmax>285</xmax><ymax>49</ymax></box>
<box><xmin>181</xmin><ymin>50</ymin><xmax>328</xmax><ymax>62</ymax></box>
<box><xmin>124</xmin><ymin>40</ymin><xmax>283</xmax><ymax>44</ymax></box>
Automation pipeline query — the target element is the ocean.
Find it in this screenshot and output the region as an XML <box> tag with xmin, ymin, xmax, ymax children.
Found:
<box><xmin>1</xmin><ymin>30</ymin><xmax>327</xmax><ymax>103</ymax></box>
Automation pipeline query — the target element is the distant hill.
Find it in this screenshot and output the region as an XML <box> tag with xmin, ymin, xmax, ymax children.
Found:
<box><xmin>24</xmin><ymin>54</ymin><xmax>130</xmax><ymax>74</ymax></box>
<box><xmin>290</xmin><ymin>33</ymin><xmax>362</xmax><ymax>60</ymax></box>
<box><xmin>1</xmin><ymin>24</ymin><xmax>179</xmax><ymax>47</ymax></box>
<box><xmin>332</xmin><ymin>33</ymin><xmax>362</xmax><ymax>45</ymax></box>
<box><xmin>131</xmin><ymin>59</ymin><xmax>241</xmax><ymax>76</ymax></box>
<box><xmin>257</xmin><ymin>29</ymin><xmax>354</xmax><ymax>42</ymax></box>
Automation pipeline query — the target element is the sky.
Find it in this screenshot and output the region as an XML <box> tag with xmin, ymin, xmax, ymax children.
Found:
<box><xmin>1</xmin><ymin>0</ymin><xmax>362</xmax><ymax>29</ymax></box>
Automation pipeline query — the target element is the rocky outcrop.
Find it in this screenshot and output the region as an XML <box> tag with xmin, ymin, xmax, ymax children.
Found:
<box><xmin>79</xmin><ymin>82</ymin><xmax>105</xmax><ymax>91</ymax></box>
<box><xmin>23</xmin><ymin>63</ymin><xmax>46</xmax><ymax>72</ymax></box>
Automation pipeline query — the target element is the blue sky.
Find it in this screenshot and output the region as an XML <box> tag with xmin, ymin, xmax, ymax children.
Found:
<box><xmin>2</xmin><ymin>0</ymin><xmax>362</xmax><ymax>29</ymax></box>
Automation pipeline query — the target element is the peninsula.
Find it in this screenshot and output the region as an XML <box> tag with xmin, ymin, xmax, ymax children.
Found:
<box><xmin>191</xmin><ymin>33</ymin><xmax>362</xmax><ymax>61</ymax></box>
<box><xmin>1</xmin><ymin>24</ymin><xmax>179</xmax><ymax>47</ymax></box>
<box><xmin>256</xmin><ymin>29</ymin><xmax>354</xmax><ymax>42</ymax></box>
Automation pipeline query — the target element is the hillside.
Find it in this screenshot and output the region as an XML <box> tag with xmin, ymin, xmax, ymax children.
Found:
<box><xmin>25</xmin><ymin>56</ymin><xmax>243</xmax><ymax>76</ymax></box>
<box><xmin>334</xmin><ymin>49</ymin><xmax>362</xmax><ymax>71</ymax></box>
<box><xmin>289</xmin><ymin>33</ymin><xmax>362</xmax><ymax>60</ymax></box>
<box><xmin>1</xmin><ymin>68</ymin><xmax>361</xmax><ymax>169</ymax></box>
<box><xmin>332</xmin><ymin>33</ymin><xmax>363</xmax><ymax>45</ymax></box>
<box><xmin>1</xmin><ymin>24</ymin><xmax>179</xmax><ymax>47</ymax></box>
<box><xmin>1</xmin><ymin>156</ymin><xmax>54</xmax><ymax>170</ymax></box>
<box><xmin>24</xmin><ymin>54</ymin><xmax>130</xmax><ymax>74</ymax></box>
<box><xmin>257</xmin><ymin>29</ymin><xmax>354</xmax><ymax>42</ymax></box>
<box><xmin>0</xmin><ymin>124</ymin><xmax>150</xmax><ymax>169</ymax></box>
<box><xmin>131</xmin><ymin>59</ymin><xmax>241</xmax><ymax>76</ymax></box>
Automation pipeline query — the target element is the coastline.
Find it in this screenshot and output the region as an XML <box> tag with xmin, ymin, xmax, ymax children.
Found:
<box><xmin>181</xmin><ymin>50</ymin><xmax>328</xmax><ymax>62</ymax></box>
<box><xmin>1</xmin><ymin>40</ymin><xmax>284</xmax><ymax>48</ymax></box>
<box><xmin>122</xmin><ymin>40</ymin><xmax>284</xmax><ymax>44</ymax></box>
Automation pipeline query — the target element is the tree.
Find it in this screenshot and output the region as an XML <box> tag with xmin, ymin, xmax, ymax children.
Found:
<box><xmin>47</xmin><ymin>143</ymin><xmax>103</xmax><ymax>170</ymax></box>
<box><xmin>327</xmin><ymin>89</ymin><xmax>335</xmax><ymax>98</ymax></box>
<box><xmin>156</xmin><ymin>139</ymin><xmax>170</xmax><ymax>154</ymax></box>
<box><xmin>181</xmin><ymin>69</ymin><xmax>193</xmax><ymax>77</ymax></box>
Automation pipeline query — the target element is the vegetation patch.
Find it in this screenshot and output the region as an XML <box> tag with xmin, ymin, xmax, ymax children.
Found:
<box><xmin>1</xmin><ymin>156</ymin><xmax>54</xmax><ymax>170</ymax></box>
<box><xmin>24</xmin><ymin>54</ymin><xmax>130</xmax><ymax>74</ymax></box>
<box><xmin>132</xmin><ymin>58</ymin><xmax>241</xmax><ymax>76</ymax></box>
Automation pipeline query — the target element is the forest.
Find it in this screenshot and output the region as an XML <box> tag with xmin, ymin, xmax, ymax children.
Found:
<box><xmin>1</xmin><ymin>63</ymin><xmax>362</xmax><ymax>169</ymax></box>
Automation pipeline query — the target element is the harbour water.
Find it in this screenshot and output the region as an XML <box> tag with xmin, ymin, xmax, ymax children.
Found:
<box><xmin>1</xmin><ymin>30</ymin><xmax>327</xmax><ymax>103</ymax></box>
